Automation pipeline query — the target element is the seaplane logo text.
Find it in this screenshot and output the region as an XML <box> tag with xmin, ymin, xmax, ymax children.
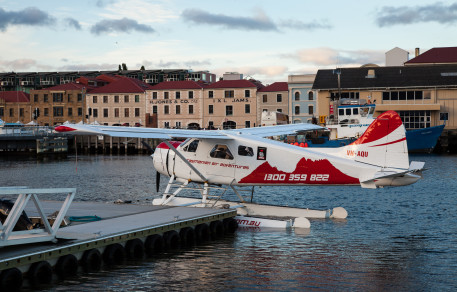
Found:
<box><xmin>346</xmin><ymin>150</ymin><xmax>369</xmax><ymax>158</ymax></box>
<box><xmin>236</xmin><ymin>219</ymin><xmax>261</xmax><ymax>226</ymax></box>
<box><xmin>264</xmin><ymin>173</ymin><xmax>330</xmax><ymax>182</ymax></box>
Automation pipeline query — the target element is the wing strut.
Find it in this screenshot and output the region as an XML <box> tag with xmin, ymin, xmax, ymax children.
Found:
<box><xmin>162</xmin><ymin>140</ymin><xmax>208</xmax><ymax>183</ymax></box>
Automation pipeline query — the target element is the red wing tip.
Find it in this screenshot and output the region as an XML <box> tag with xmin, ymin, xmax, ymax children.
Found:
<box><xmin>55</xmin><ymin>125</ymin><xmax>76</xmax><ymax>132</ymax></box>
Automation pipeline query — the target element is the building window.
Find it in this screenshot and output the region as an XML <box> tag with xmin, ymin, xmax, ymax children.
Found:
<box><xmin>68</xmin><ymin>108</ymin><xmax>73</xmax><ymax>116</ymax></box>
<box><xmin>114</xmin><ymin>95</ymin><xmax>119</xmax><ymax>103</ymax></box>
<box><xmin>226</xmin><ymin>105</ymin><xmax>233</xmax><ymax>116</ymax></box>
<box><xmin>164</xmin><ymin>105</ymin><xmax>169</xmax><ymax>114</ymax></box>
<box><xmin>245</xmin><ymin>90</ymin><xmax>250</xmax><ymax>97</ymax></box>
<box><xmin>44</xmin><ymin>108</ymin><xmax>49</xmax><ymax>116</ymax></box>
<box><xmin>44</xmin><ymin>94</ymin><xmax>48</xmax><ymax>102</ymax></box>
<box><xmin>124</xmin><ymin>95</ymin><xmax>129</xmax><ymax>103</ymax></box>
<box><xmin>189</xmin><ymin>105</ymin><xmax>194</xmax><ymax>114</ymax></box>
<box><xmin>176</xmin><ymin>92</ymin><xmax>181</xmax><ymax>99</ymax></box>
<box><xmin>103</xmin><ymin>108</ymin><xmax>108</xmax><ymax>117</ymax></box>
<box><xmin>0</xmin><ymin>108</ymin><xmax>3</xmax><ymax>117</ymax></box>
<box><xmin>153</xmin><ymin>106</ymin><xmax>157</xmax><ymax>114</ymax></box>
<box><xmin>262</xmin><ymin>109</ymin><xmax>268</xmax><ymax>112</ymax></box>
<box><xmin>189</xmin><ymin>91</ymin><xmax>194</xmax><ymax>99</ymax></box>
<box><xmin>383</xmin><ymin>90</ymin><xmax>424</xmax><ymax>101</ymax></box>
<box><xmin>208</xmin><ymin>121</ymin><xmax>214</xmax><ymax>129</ymax></box>
<box><xmin>295</xmin><ymin>92</ymin><xmax>300</xmax><ymax>101</ymax></box>
<box><xmin>19</xmin><ymin>108</ymin><xmax>24</xmax><ymax>117</ymax></box>
<box><xmin>295</xmin><ymin>106</ymin><xmax>300</xmax><ymax>115</ymax></box>
<box><xmin>176</xmin><ymin>121</ymin><xmax>181</xmax><ymax>128</ymax></box>
<box><xmin>164</xmin><ymin>92</ymin><xmax>169</xmax><ymax>99</ymax></box>
<box><xmin>263</xmin><ymin>95</ymin><xmax>267</xmax><ymax>103</ymax></box>
<box><xmin>152</xmin><ymin>92</ymin><xmax>157</xmax><ymax>100</ymax></box>
<box><xmin>9</xmin><ymin>108</ymin><xmax>13</xmax><ymax>117</ymax></box>
<box><xmin>124</xmin><ymin>108</ymin><xmax>129</xmax><ymax>117</ymax></box>
<box><xmin>164</xmin><ymin>121</ymin><xmax>170</xmax><ymax>128</ymax></box>
<box><xmin>245</xmin><ymin>104</ymin><xmax>250</xmax><ymax>114</ymax></box>
<box><xmin>114</xmin><ymin>108</ymin><xmax>119</xmax><ymax>118</ymax></box>
<box><xmin>225</xmin><ymin>90</ymin><xmax>234</xmax><ymax>98</ymax></box>
<box><xmin>93</xmin><ymin>109</ymin><xmax>98</xmax><ymax>117</ymax></box>
<box><xmin>209</xmin><ymin>105</ymin><xmax>214</xmax><ymax>114</ymax></box>
<box><xmin>135</xmin><ymin>108</ymin><xmax>140</xmax><ymax>117</ymax></box>
<box><xmin>53</xmin><ymin>107</ymin><xmax>64</xmax><ymax>117</ymax></box>
<box><xmin>103</xmin><ymin>96</ymin><xmax>108</xmax><ymax>103</ymax></box>
<box><xmin>135</xmin><ymin>95</ymin><xmax>140</xmax><ymax>102</ymax></box>
<box><xmin>176</xmin><ymin>105</ymin><xmax>181</xmax><ymax>114</ymax></box>
<box><xmin>308</xmin><ymin>105</ymin><xmax>314</xmax><ymax>115</ymax></box>
<box><xmin>209</xmin><ymin>91</ymin><xmax>214</xmax><ymax>98</ymax></box>
<box><xmin>77</xmin><ymin>93</ymin><xmax>82</xmax><ymax>102</ymax></box>
<box><xmin>93</xmin><ymin>96</ymin><xmax>97</xmax><ymax>103</ymax></box>
<box><xmin>53</xmin><ymin>93</ymin><xmax>63</xmax><ymax>102</ymax></box>
<box><xmin>308</xmin><ymin>91</ymin><xmax>314</xmax><ymax>100</ymax></box>
<box><xmin>34</xmin><ymin>94</ymin><xmax>38</xmax><ymax>102</ymax></box>
<box><xmin>277</xmin><ymin>94</ymin><xmax>282</xmax><ymax>103</ymax></box>
<box><xmin>245</xmin><ymin>121</ymin><xmax>251</xmax><ymax>128</ymax></box>
<box><xmin>277</xmin><ymin>109</ymin><xmax>282</xmax><ymax>112</ymax></box>
<box><xmin>78</xmin><ymin>108</ymin><xmax>82</xmax><ymax>116</ymax></box>
<box><xmin>398</xmin><ymin>110</ymin><xmax>431</xmax><ymax>129</ymax></box>
<box><xmin>67</xmin><ymin>94</ymin><xmax>72</xmax><ymax>102</ymax></box>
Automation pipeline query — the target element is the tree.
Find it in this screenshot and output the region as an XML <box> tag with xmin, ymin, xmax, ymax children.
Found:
<box><xmin>140</xmin><ymin>65</ymin><xmax>145</xmax><ymax>70</ymax></box>
<box><xmin>122</xmin><ymin>63</ymin><xmax>128</xmax><ymax>71</ymax></box>
<box><xmin>118</xmin><ymin>64</ymin><xmax>122</xmax><ymax>71</ymax></box>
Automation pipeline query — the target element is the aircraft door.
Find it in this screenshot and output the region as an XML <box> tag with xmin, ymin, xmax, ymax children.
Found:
<box><xmin>205</xmin><ymin>143</ymin><xmax>236</xmax><ymax>184</ymax></box>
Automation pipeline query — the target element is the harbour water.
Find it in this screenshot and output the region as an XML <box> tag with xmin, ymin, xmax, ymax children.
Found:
<box><xmin>1</xmin><ymin>154</ymin><xmax>457</xmax><ymax>291</ymax></box>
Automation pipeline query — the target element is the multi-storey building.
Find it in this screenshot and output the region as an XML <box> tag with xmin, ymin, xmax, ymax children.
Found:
<box><xmin>147</xmin><ymin>81</ymin><xmax>205</xmax><ymax>129</ymax></box>
<box><xmin>203</xmin><ymin>80</ymin><xmax>262</xmax><ymax>129</ymax></box>
<box><xmin>288</xmin><ymin>74</ymin><xmax>317</xmax><ymax>123</ymax></box>
<box><xmin>312</xmin><ymin>65</ymin><xmax>457</xmax><ymax>130</ymax></box>
<box><xmin>0</xmin><ymin>91</ymin><xmax>31</xmax><ymax>123</ymax></box>
<box><xmin>85</xmin><ymin>76</ymin><xmax>152</xmax><ymax>126</ymax></box>
<box><xmin>256</xmin><ymin>82</ymin><xmax>289</xmax><ymax>124</ymax></box>
<box><xmin>29</xmin><ymin>83</ymin><xmax>88</xmax><ymax>126</ymax></box>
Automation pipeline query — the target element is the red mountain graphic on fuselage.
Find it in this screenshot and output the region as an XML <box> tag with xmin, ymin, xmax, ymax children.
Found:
<box><xmin>238</xmin><ymin>157</ymin><xmax>359</xmax><ymax>185</ymax></box>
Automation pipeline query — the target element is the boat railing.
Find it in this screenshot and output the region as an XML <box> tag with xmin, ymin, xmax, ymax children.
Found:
<box><xmin>0</xmin><ymin>126</ymin><xmax>54</xmax><ymax>137</ymax></box>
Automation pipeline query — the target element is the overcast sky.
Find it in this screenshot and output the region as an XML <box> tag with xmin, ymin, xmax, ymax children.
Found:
<box><xmin>0</xmin><ymin>0</ymin><xmax>456</xmax><ymax>84</ymax></box>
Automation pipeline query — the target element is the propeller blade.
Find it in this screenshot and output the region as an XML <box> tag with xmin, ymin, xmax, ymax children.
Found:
<box><xmin>156</xmin><ymin>171</ymin><xmax>161</xmax><ymax>193</ymax></box>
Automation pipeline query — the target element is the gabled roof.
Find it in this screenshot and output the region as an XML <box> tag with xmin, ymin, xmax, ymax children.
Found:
<box><xmin>258</xmin><ymin>82</ymin><xmax>288</xmax><ymax>92</ymax></box>
<box><xmin>405</xmin><ymin>47</ymin><xmax>457</xmax><ymax>65</ymax></box>
<box><xmin>0</xmin><ymin>91</ymin><xmax>30</xmax><ymax>102</ymax></box>
<box><xmin>38</xmin><ymin>83</ymin><xmax>89</xmax><ymax>91</ymax></box>
<box><xmin>206</xmin><ymin>79</ymin><xmax>259</xmax><ymax>89</ymax></box>
<box><xmin>150</xmin><ymin>80</ymin><xmax>206</xmax><ymax>90</ymax></box>
<box><xmin>89</xmin><ymin>76</ymin><xmax>153</xmax><ymax>94</ymax></box>
<box><xmin>312</xmin><ymin>65</ymin><xmax>457</xmax><ymax>90</ymax></box>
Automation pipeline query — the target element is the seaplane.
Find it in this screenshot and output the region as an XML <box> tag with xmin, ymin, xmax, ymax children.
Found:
<box><xmin>55</xmin><ymin>111</ymin><xmax>425</xmax><ymax>229</ymax></box>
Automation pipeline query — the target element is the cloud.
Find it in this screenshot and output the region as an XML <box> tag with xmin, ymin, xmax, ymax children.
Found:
<box><xmin>96</xmin><ymin>0</ymin><xmax>117</xmax><ymax>8</ymax></box>
<box><xmin>64</xmin><ymin>17</ymin><xmax>81</xmax><ymax>30</ymax></box>
<box><xmin>182</xmin><ymin>8</ymin><xmax>278</xmax><ymax>31</ymax></box>
<box><xmin>138</xmin><ymin>59</ymin><xmax>212</xmax><ymax>69</ymax></box>
<box><xmin>283</xmin><ymin>48</ymin><xmax>385</xmax><ymax>66</ymax></box>
<box><xmin>90</xmin><ymin>17</ymin><xmax>155</xmax><ymax>35</ymax></box>
<box><xmin>279</xmin><ymin>19</ymin><xmax>332</xmax><ymax>30</ymax></box>
<box><xmin>0</xmin><ymin>58</ymin><xmax>53</xmax><ymax>71</ymax></box>
<box><xmin>57</xmin><ymin>63</ymin><xmax>118</xmax><ymax>71</ymax></box>
<box><xmin>0</xmin><ymin>7</ymin><xmax>55</xmax><ymax>32</ymax></box>
<box><xmin>376</xmin><ymin>2</ymin><xmax>457</xmax><ymax>27</ymax></box>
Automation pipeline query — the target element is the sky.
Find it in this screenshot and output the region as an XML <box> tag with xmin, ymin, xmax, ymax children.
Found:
<box><xmin>0</xmin><ymin>0</ymin><xmax>456</xmax><ymax>84</ymax></box>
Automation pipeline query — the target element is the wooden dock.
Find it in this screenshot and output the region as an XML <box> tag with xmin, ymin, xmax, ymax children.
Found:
<box><xmin>0</xmin><ymin>196</ymin><xmax>238</xmax><ymax>290</ymax></box>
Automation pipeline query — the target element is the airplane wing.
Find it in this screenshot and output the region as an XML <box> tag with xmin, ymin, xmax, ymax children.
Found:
<box><xmin>55</xmin><ymin>123</ymin><xmax>323</xmax><ymax>140</ymax></box>
<box><xmin>224</xmin><ymin>123</ymin><xmax>323</xmax><ymax>137</ymax></box>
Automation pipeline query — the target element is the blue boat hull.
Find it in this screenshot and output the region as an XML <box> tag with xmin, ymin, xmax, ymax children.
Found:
<box><xmin>303</xmin><ymin>125</ymin><xmax>445</xmax><ymax>152</ymax></box>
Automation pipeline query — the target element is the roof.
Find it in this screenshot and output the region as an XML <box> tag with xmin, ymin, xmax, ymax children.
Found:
<box><xmin>206</xmin><ymin>79</ymin><xmax>259</xmax><ymax>89</ymax></box>
<box><xmin>150</xmin><ymin>80</ymin><xmax>206</xmax><ymax>90</ymax></box>
<box><xmin>406</xmin><ymin>47</ymin><xmax>457</xmax><ymax>65</ymax></box>
<box><xmin>312</xmin><ymin>65</ymin><xmax>457</xmax><ymax>90</ymax></box>
<box><xmin>38</xmin><ymin>83</ymin><xmax>89</xmax><ymax>91</ymax></box>
<box><xmin>258</xmin><ymin>82</ymin><xmax>288</xmax><ymax>92</ymax></box>
<box><xmin>0</xmin><ymin>91</ymin><xmax>30</xmax><ymax>102</ymax></box>
<box><xmin>89</xmin><ymin>76</ymin><xmax>153</xmax><ymax>94</ymax></box>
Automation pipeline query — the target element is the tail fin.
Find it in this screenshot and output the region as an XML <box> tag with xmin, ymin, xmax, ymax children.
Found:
<box><xmin>344</xmin><ymin>110</ymin><xmax>408</xmax><ymax>169</ymax></box>
<box><xmin>315</xmin><ymin>111</ymin><xmax>409</xmax><ymax>169</ymax></box>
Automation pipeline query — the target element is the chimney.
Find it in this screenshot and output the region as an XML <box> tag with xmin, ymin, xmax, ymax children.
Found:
<box><xmin>415</xmin><ymin>48</ymin><xmax>420</xmax><ymax>57</ymax></box>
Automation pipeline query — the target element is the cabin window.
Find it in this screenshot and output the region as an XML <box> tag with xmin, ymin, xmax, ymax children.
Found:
<box><xmin>238</xmin><ymin>145</ymin><xmax>254</xmax><ymax>156</ymax></box>
<box><xmin>210</xmin><ymin>144</ymin><xmax>234</xmax><ymax>160</ymax></box>
<box><xmin>353</xmin><ymin>108</ymin><xmax>358</xmax><ymax>115</ymax></box>
<box><xmin>345</xmin><ymin>109</ymin><xmax>351</xmax><ymax>115</ymax></box>
<box><xmin>339</xmin><ymin>109</ymin><xmax>344</xmax><ymax>116</ymax></box>
<box><xmin>183</xmin><ymin>139</ymin><xmax>199</xmax><ymax>152</ymax></box>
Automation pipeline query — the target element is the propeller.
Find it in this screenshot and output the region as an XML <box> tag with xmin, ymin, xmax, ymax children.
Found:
<box><xmin>141</xmin><ymin>141</ymin><xmax>160</xmax><ymax>193</ymax></box>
